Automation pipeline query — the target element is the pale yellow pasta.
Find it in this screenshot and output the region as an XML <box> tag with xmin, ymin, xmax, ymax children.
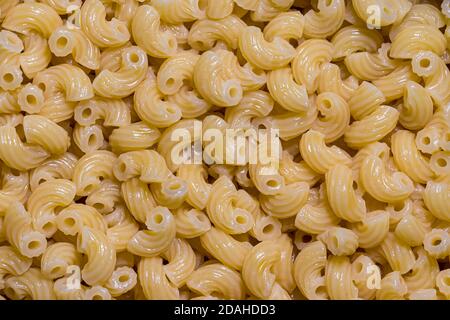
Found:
<box><xmin>187</xmin><ymin>263</ymin><xmax>245</xmax><ymax>300</ymax></box>
<box><xmin>56</xmin><ymin>204</ymin><xmax>107</xmax><ymax>236</ymax></box>
<box><xmin>376</xmin><ymin>271</ymin><xmax>407</xmax><ymax>300</ymax></box>
<box><xmin>72</xmin><ymin>124</ymin><xmax>104</xmax><ymax>154</ymax></box>
<box><xmin>0</xmin><ymin>0</ymin><xmax>19</xmax><ymax>22</ymax></box>
<box><xmin>318</xmin><ymin>63</ymin><xmax>359</xmax><ymax>101</ymax></box>
<box><xmin>75</xmin><ymin>97</ymin><xmax>131</xmax><ymax>127</ymax></box>
<box><xmin>293</xmin><ymin>241</ymin><xmax>328</xmax><ymax>300</ymax></box>
<box><xmin>84</xmin><ymin>285</ymin><xmax>112</xmax><ymax>300</ymax></box>
<box><xmin>4</xmin><ymin>268</ymin><xmax>56</xmax><ymax>300</ymax></box>
<box><xmin>360</xmin><ymin>155</ymin><xmax>414</xmax><ymax>203</ymax></box>
<box><xmin>423</xmin><ymin>178</ymin><xmax>450</xmax><ymax>222</ymax></box>
<box><xmin>263</xmin><ymin>11</ymin><xmax>304</xmax><ymax>42</ymax></box>
<box><xmin>174</xmin><ymin>205</ymin><xmax>211</xmax><ymax>239</ymax></box>
<box><xmin>295</xmin><ymin>198</ymin><xmax>341</xmax><ymax>235</ymax></box>
<box><xmin>250</xmin><ymin>0</ymin><xmax>291</xmax><ymax>22</ymax></box>
<box><xmin>423</xmin><ymin>228</ymin><xmax>449</xmax><ymax>259</ymax></box>
<box><xmin>200</xmin><ymin>226</ymin><xmax>252</xmax><ymax>271</ymax></box>
<box><xmin>40</xmin><ymin>0</ymin><xmax>82</xmax><ymax>15</ymax></box>
<box><xmin>177</xmin><ymin>164</ymin><xmax>211</xmax><ymax>210</ymax></box>
<box><xmin>239</xmin><ymin>26</ymin><xmax>296</xmax><ymax>70</ymax></box>
<box><xmin>138</xmin><ymin>256</ymin><xmax>179</xmax><ymax>300</ymax></box>
<box><xmin>4</xmin><ymin>202</ymin><xmax>47</xmax><ymax>258</ymax></box>
<box><xmin>416</xmin><ymin>110</ymin><xmax>449</xmax><ymax>155</ymax></box>
<box><xmin>150</xmin><ymin>176</ymin><xmax>188</xmax><ymax>209</ymax></box>
<box><xmin>17</xmin><ymin>84</ymin><xmax>45</xmax><ymax>115</ymax></box>
<box><xmin>131</xmin><ymin>5</ymin><xmax>177</xmax><ymax>58</ymax></box>
<box><xmin>0</xmin><ymin>246</ymin><xmax>32</xmax><ymax>290</ymax></box>
<box><xmin>49</xmin><ymin>26</ymin><xmax>100</xmax><ymax>70</ymax></box>
<box><xmin>300</xmin><ymin>130</ymin><xmax>352</xmax><ymax>174</ymax></box>
<box><xmin>430</xmin><ymin>151</ymin><xmax>450</xmax><ymax>176</ymax></box>
<box><xmin>378</xmin><ymin>232</ymin><xmax>415</xmax><ymax>274</ymax></box>
<box><xmin>86</xmin><ymin>179</ymin><xmax>121</xmax><ymax>214</ymax></box>
<box><xmin>303</xmin><ymin>0</ymin><xmax>345</xmax><ymax>39</ymax></box>
<box><xmin>121</xmin><ymin>178</ymin><xmax>157</xmax><ymax>224</ymax></box>
<box><xmin>77</xmin><ymin>226</ymin><xmax>116</xmax><ymax>285</ymax></box>
<box><xmin>167</xmin><ymin>85</ymin><xmax>212</xmax><ymax>119</ymax></box>
<box><xmin>0</xmin><ymin>166</ymin><xmax>29</xmax><ymax>214</ymax></box>
<box><xmin>106</xmin><ymin>206</ymin><xmax>139</xmax><ymax>252</ymax></box>
<box><xmin>105</xmin><ymin>266</ymin><xmax>137</xmax><ymax>297</ymax></box>
<box><xmin>352</xmin><ymin>0</ymin><xmax>411</xmax><ymax>28</ymax></box>
<box><xmin>20</xmin><ymin>31</ymin><xmax>52</xmax><ymax>79</ymax></box>
<box><xmin>291</xmin><ymin>39</ymin><xmax>334</xmax><ymax>94</ymax></box>
<box><xmin>278</xmin><ymin>151</ymin><xmax>321</xmax><ymax>187</ymax></box>
<box><xmin>260</xmin><ymin>181</ymin><xmax>309</xmax><ymax>219</ymax></box>
<box><xmin>80</xmin><ymin>0</ymin><xmax>130</xmax><ymax>48</ymax></box>
<box><xmin>398</xmin><ymin>81</ymin><xmax>434</xmax><ymax>131</ymax></box>
<box><xmin>404</xmin><ymin>247</ymin><xmax>439</xmax><ymax>292</ymax></box>
<box><xmin>436</xmin><ymin>269</ymin><xmax>450</xmax><ymax>299</ymax></box>
<box><xmin>350</xmin><ymin>210</ymin><xmax>389</xmax><ymax>249</ymax></box>
<box><xmin>351</xmin><ymin>255</ymin><xmax>378</xmax><ymax>300</ymax></box>
<box><xmin>41</xmin><ymin>242</ymin><xmax>81</xmax><ymax>280</ymax></box>
<box><xmin>318</xmin><ymin>227</ymin><xmax>359</xmax><ymax>256</ymax></box>
<box><xmin>250</xmin><ymin>209</ymin><xmax>282</xmax><ymax>241</ymax></box>
<box><xmin>331</xmin><ymin>25</ymin><xmax>383</xmax><ymax>60</ymax></box>
<box><xmin>151</xmin><ymin>0</ymin><xmax>205</xmax><ymax>24</ymax></box>
<box><xmin>109</xmin><ymin>122</ymin><xmax>160</xmax><ymax>154</ymax></box>
<box><xmin>325</xmin><ymin>255</ymin><xmax>358</xmax><ymax>300</ymax></box>
<box><xmin>127</xmin><ymin>206</ymin><xmax>176</xmax><ymax>257</ymax></box>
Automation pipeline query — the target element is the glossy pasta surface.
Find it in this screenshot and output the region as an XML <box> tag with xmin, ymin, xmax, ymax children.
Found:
<box><xmin>0</xmin><ymin>0</ymin><xmax>449</xmax><ymax>301</ymax></box>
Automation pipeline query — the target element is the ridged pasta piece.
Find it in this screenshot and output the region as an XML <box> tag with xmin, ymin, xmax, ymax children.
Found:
<box><xmin>72</xmin><ymin>124</ymin><xmax>104</xmax><ymax>154</ymax></box>
<box><xmin>127</xmin><ymin>207</ymin><xmax>176</xmax><ymax>257</ymax></box>
<box><xmin>75</xmin><ymin>97</ymin><xmax>131</xmax><ymax>127</ymax></box>
<box><xmin>41</xmin><ymin>242</ymin><xmax>81</xmax><ymax>279</ymax></box>
<box><xmin>188</xmin><ymin>15</ymin><xmax>246</xmax><ymax>51</ymax></box>
<box><xmin>263</xmin><ymin>11</ymin><xmax>304</xmax><ymax>42</ymax></box>
<box><xmin>77</xmin><ymin>226</ymin><xmax>116</xmax><ymax>285</ymax></box>
<box><xmin>376</xmin><ymin>271</ymin><xmax>407</xmax><ymax>300</ymax></box>
<box><xmin>106</xmin><ymin>206</ymin><xmax>139</xmax><ymax>252</ymax></box>
<box><xmin>177</xmin><ymin>164</ymin><xmax>211</xmax><ymax>210</ymax></box>
<box><xmin>207</xmin><ymin>176</ymin><xmax>255</xmax><ymax>234</ymax></box>
<box><xmin>294</xmin><ymin>241</ymin><xmax>328</xmax><ymax>300</ymax></box>
<box><xmin>4</xmin><ymin>202</ymin><xmax>47</xmax><ymax>258</ymax></box>
<box><xmin>80</xmin><ymin>0</ymin><xmax>130</xmax><ymax>48</ymax></box>
<box><xmin>49</xmin><ymin>26</ymin><xmax>100</xmax><ymax>70</ymax></box>
<box><xmin>167</xmin><ymin>85</ymin><xmax>211</xmax><ymax>119</ymax></box>
<box><xmin>430</xmin><ymin>151</ymin><xmax>450</xmax><ymax>176</ymax></box>
<box><xmin>318</xmin><ymin>63</ymin><xmax>359</xmax><ymax>101</ymax></box>
<box><xmin>391</xmin><ymin>130</ymin><xmax>434</xmax><ymax>184</ymax></box>
<box><xmin>278</xmin><ymin>151</ymin><xmax>321</xmax><ymax>187</ymax></box>
<box><xmin>2</xmin><ymin>2</ymin><xmax>63</xmax><ymax>38</ymax></box>
<box><xmin>20</xmin><ymin>32</ymin><xmax>52</xmax><ymax>79</ymax></box>
<box><xmin>351</xmin><ymin>255</ymin><xmax>378</xmax><ymax>300</ymax></box>
<box><xmin>331</xmin><ymin>25</ymin><xmax>383</xmax><ymax>60</ymax></box>
<box><xmin>0</xmin><ymin>167</ymin><xmax>29</xmax><ymax>214</ymax></box>
<box><xmin>56</xmin><ymin>203</ymin><xmax>107</xmax><ymax>236</ymax></box>
<box><xmin>300</xmin><ymin>130</ymin><xmax>352</xmax><ymax>174</ymax></box>
<box><xmin>436</xmin><ymin>269</ymin><xmax>450</xmax><ymax>299</ymax></box>
<box><xmin>325</xmin><ymin>255</ymin><xmax>358</xmax><ymax>300</ymax></box>
<box><xmin>109</xmin><ymin>122</ymin><xmax>160</xmax><ymax>154</ymax></box>
<box><xmin>404</xmin><ymin>247</ymin><xmax>439</xmax><ymax>292</ymax></box>
<box><xmin>174</xmin><ymin>205</ymin><xmax>211</xmax><ymax>239</ymax></box>
<box><xmin>86</xmin><ymin>179</ymin><xmax>121</xmax><ymax>214</ymax></box>
<box><xmin>138</xmin><ymin>257</ymin><xmax>179</xmax><ymax>300</ymax></box>
<box><xmin>0</xmin><ymin>246</ymin><xmax>32</xmax><ymax>290</ymax></box>
<box><xmin>131</xmin><ymin>5</ymin><xmax>177</xmax><ymax>58</ymax></box>
<box><xmin>239</xmin><ymin>26</ymin><xmax>296</xmax><ymax>70</ymax></box>
<box><xmin>250</xmin><ymin>0</ymin><xmax>292</xmax><ymax>22</ymax></box>
<box><xmin>17</xmin><ymin>84</ymin><xmax>45</xmax><ymax>114</ymax></box>
<box><xmin>344</xmin><ymin>106</ymin><xmax>399</xmax><ymax>149</ymax></box>
<box><xmin>311</xmin><ymin>92</ymin><xmax>350</xmax><ymax>143</ymax></box>
<box><xmin>84</xmin><ymin>285</ymin><xmax>112</xmax><ymax>300</ymax></box>
<box><xmin>200</xmin><ymin>227</ymin><xmax>252</xmax><ymax>271</ymax></box>
<box><xmin>40</xmin><ymin>0</ymin><xmax>82</xmax><ymax>15</ymax></box>
<box><xmin>303</xmin><ymin>0</ymin><xmax>344</xmax><ymax>38</ymax></box>
<box><xmin>121</xmin><ymin>178</ymin><xmax>157</xmax><ymax>224</ymax></box>
<box><xmin>378</xmin><ymin>232</ymin><xmax>415</xmax><ymax>274</ymax></box>
<box><xmin>260</xmin><ymin>182</ymin><xmax>309</xmax><ymax>219</ymax></box>
<box><xmin>360</xmin><ymin>155</ymin><xmax>414</xmax><ymax>203</ymax></box>
<box><xmin>105</xmin><ymin>266</ymin><xmax>137</xmax><ymax>297</ymax></box>
<box><xmin>4</xmin><ymin>268</ymin><xmax>56</xmax><ymax>300</ymax></box>
<box><xmin>151</xmin><ymin>0</ymin><xmax>205</xmax><ymax>24</ymax></box>
<box><xmin>398</xmin><ymin>81</ymin><xmax>434</xmax><ymax>131</ymax></box>
<box><xmin>423</xmin><ymin>228</ymin><xmax>449</xmax><ymax>259</ymax></box>
<box><xmin>318</xmin><ymin>227</ymin><xmax>358</xmax><ymax>256</ymax></box>
<box><xmin>150</xmin><ymin>176</ymin><xmax>188</xmax><ymax>209</ymax></box>
<box><xmin>350</xmin><ymin>210</ymin><xmax>389</xmax><ymax>249</ymax></box>
<box><xmin>161</xmin><ymin>238</ymin><xmax>196</xmax><ymax>288</ymax></box>
<box><xmin>291</xmin><ymin>39</ymin><xmax>334</xmax><ymax>94</ymax></box>
<box><xmin>352</xmin><ymin>0</ymin><xmax>411</xmax><ymax>28</ymax></box>
<box><xmin>0</xmin><ymin>0</ymin><xmax>20</xmax><ymax>21</ymax></box>
<box><xmin>416</xmin><ymin>110</ymin><xmax>449</xmax><ymax>155</ymax></box>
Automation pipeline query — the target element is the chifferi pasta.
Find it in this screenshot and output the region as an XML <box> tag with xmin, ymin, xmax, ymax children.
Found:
<box><xmin>0</xmin><ymin>0</ymin><xmax>449</xmax><ymax>301</ymax></box>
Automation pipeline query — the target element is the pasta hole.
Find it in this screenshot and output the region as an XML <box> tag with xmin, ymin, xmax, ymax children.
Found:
<box><xmin>302</xmin><ymin>234</ymin><xmax>312</xmax><ymax>243</ymax></box>
<box><xmin>27</xmin><ymin>240</ymin><xmax>41</xmax><ymax>250</ymax></box>
<box><xmin>419</xmin><ymin>58</ymin><xmax>430</xmax><ymax>69</ymax></box>
<box><xmin>196</xmin><ymin>214</ymin><xmax>207</xmax><ymax>223</ymax></box>
<box><xmin>10</xmin><ymin>169</ymin><xmax>20</xmax><ymax>176</ymax></box>
<box><xmin>64</xmin><ymin>217</ymin><xmax>76</xmax><ymax>227</ymax></box>
<box><xmin>56</xmin><ymin>36</ymin><xmax>68</xmax><ymax>49</ymax></box>
<box><xmin>422</xmin><ymin>137</ymin><xmax>431</xmax><ymax>145</ymax></box>
<box><xmin>42</xmin><ymin>222</ymin><xmax>54</xmax><ymax>233</ymax></box>
<box><xmin>431</xmin><ymin>238</ymin><xmax>442</xmax><ymax>246</ymax></box>
<box><xmin>93</xmin><ymin>203</ymin><xmax>104</xmax><ymax>211</ymax></box>
<box><xmin>153</xmin><ymin>214</ymin><xmax>163</xmax><ymax>224</ymax></box>
<box><xmin>38</xmin><ymin>83</ymin><xmax>46</xmax><ymax>91</ymax></box>
<box><xmin>235</xmin><ymin>215</ymin><xmax>246</xmax><ymax>224</ymax></box>
<box><xmin>166</xmin><ymin>78</ymin><xmax>176</xmax><ymax>87</ymax></box>
<box><xmin>355</xmin><ymin>262</ymin><xmax>364</xmax><ymax>273</ymax></box>
<box><xmin>2</xmin><ymin>73</ymin><xmax>14</xmax><ymax>83</ymax></box>
<box><xmin>87</xmin><ymin>134</ymin><xmax>97</xmax><ymax>146</ymax></box>
<box><xmin>228</xmin><ymin>87</ymin><xmax>239</xmax><ymax>98</ymax></box>
<box><xmin>444</xmin><ymin>277</ymin><xmax>450</xmax><ymax>286</ymax></box>
<box><xmin>266</xmin><ymin>179</ymin><xmax>279</xmax><ymax>188</ymax></box>
<box><xmin>437</xmin><ymin>158</ymin><xmax>447</xmax><ymax>167</ymax></box>
<box><xmin>262</xmin><ymin>224</ymin><xmax>274</xmax><ymax>234</ymax></box>
<box><xmin>118</xmin><ymin>275</ymin><xmax>129</xmax><ymax>282</ymax></box>
<box><xmin>315</xmin><ymin>286</ymin><xmax>327</xmax><ymax>297</ymax></box>
<box><xmin>289</xmin><ymin>38</ymin><xmax>299</xmax><ymax>47</ymax></box>
<box><xmin>26</xmin><ymin>95</ymin><xmax>37</xmax><ymax>105</ymax></box>
<box><xmin>84</xmin><ymin>184</ymin><xmax>95</xmax><ymax>193</ymax></box>
<box><xmin>129</xmin><ymin>52</ymin><xmax>140</xmax><ymax>64</ymax></box>
<box><xmin>82</xmin><ymin>108</ymin><xmax>92</xmax><ymax>119</ymax></box>
<box><xmin>118</xmin><ymin>162</ymin><xmax>127</xmax><ymax>173</ymax></box>
<box><xmin>50</xmin><ymin>266</ymin><xmax>63</xmax><ymax>275</ymax></box>
<box><xmin>92</xmin><ymin>295</ymin><xmax>103</xmax><ymax>300</ymax></box>
<box><xmin>168</xmin><ymin>182</ymin><xmax>181</xmax><ymax>191</ymax></box>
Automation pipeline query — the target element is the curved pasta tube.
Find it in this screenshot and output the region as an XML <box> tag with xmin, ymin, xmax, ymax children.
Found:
<box><xmin>303</xmin><ymin>0</ymin><xmax>345</xmax><ymax>39</ymax></box>
<box><xmin>350</xmin><ymin>210</ymin><xmax>389</xmax><ymax>249</ymax></box>
<box><xmin>39</xmin><ymin>0</ymin><xmax>82</xmax><ymax>15</ymax></box>
<box><xmin>0</xmin><ymin>246</ymin><xmax>32</xmax><ymax>290</ymax></box>
<box><xmin>391</xmin><ymin>130</ymin><xmax>434</xmax><ymax>184</ymax></box>
<box><xmin>127</xmin><ymin>207</ymin><xmax>176</xmax><ymax>257</ymax></box>
<box><xmin>250</xmin><ymin>0</ymin><xmax>292</xmax><ymax>22</ymax></box>
<box><xmin>4</xmin><ymin>268</ymin><xmax>55</xmax><ymax>300</ymax></box>
<box><xmin>263</xmin><ymin>11</ymin><xmax>304</xmax><ymax>42</ymax></box>
<box><xmin>351</xmin><ymin>255</ymin><xmax>378</xmax><ymax>300</ymax></box>
<box><xmin>72</xmin><ymin>124</ymin><xmax>104</xmax><ymax>154</ymax></box>
<box><xmin>105</xmin><ymin>206</ymin><xmax>139</xmax><ymax>252</ymax></box>
<box><xmin>109</xmin><ymin>122</ymin><xmax>160</xmax><ymax>154</ymax></box>
<box><xmin>331</xmin><ymin>26</ymin><xmax>383</xmax><ymax>60</ymax></box>
<box><xmin>131</xmin><ymin>5</ymin><xmax>177</xmax><ymax>58</ymax></box>
<box><xmin>187</xmin><ymin>263</ymin><xmax>245</xmax><ymax>299</ymax></box>
<box><xmin>80</xmin><ymin>0</ymin><xmax>130</xmax><ymax>48</ymax></box>
<box><xmin>436</xmin><ymin>269</ymin><xmax>450</xmax><ymax>299</ymax></box>
<box><xmin>376</xmin><ymin>271</ymin><xmax>407</xmax><ymax>300</ymax></box>
<box><xmin>295</xmin><ymin>198</ymin><xmax>341</xmax><ymax>234</ymax></box>
<box><xmin>403</xmin><ymin>247</ymin><xmax>439</xmax><ymax>292</ymax></box>
<box><xmin>49</xmin><ymin>26</ymin><xmax>100</xmax><ymax>70</ymax></box>
<box><xmin>2</xmin><ymin>2</ymin><xmax>63</xmax><ymax>38</ymax></box>
<box><xmin>33</xmin><ymin>64</ymin><xmax>94</xmax><ymax>102</ymax></box>
<box><xmin>19</xmin><ymin>31</ymin><xmax>52</xmax><ymax>79</ymax></box>
<box><xmin>344</xmin><ymin>106</ymin><xmax>399</xmax><ymax>149</ymax></box>
<box><xmin>160</xmin><ymin>238</ymin><xmax>196</xmax><ymax>288</ymax></box>
<box><xmin>27</xmin><ymin>179</ymin><xmax>76</xmax><ymax>237</ymax></box>
<box><xmin>200</xmin><ymin>227</ymin><xmax>252</xmax><ymax>271</ymax></box>
<box><xmin>138</xmin><ymin>257</ymin><xmax>179</xmax><ymax>300</ymax></box>
<box><xmin>0</xmin><ymin>167</ymin><xmax>29</xmax><ymax>213</ymax></box>
<box><xmin>177</xmin><ymin>164</ymin><xmax>211</xmax><ymax>210</ymax></box>
<box><xmin>293</xmin><ymin>241</ymin><xmax>328</xmax><ymax>300</ymax></box>
<box><xmin>93</xmin><ymin>46</ymin><xmax>148</xmax><ymax>99</ymax></box>
<box><xmin>326</xmin><ymin>164</ymin><xmax>366</xmax><ymax>223</ymax></box>
<box><xmin>41</xmin><ymin>242</ymin><xmax>81</xmax><ymax>279</ymax></box>
<box><xmin>134</xmin><ymin>70</ymin><xmax>182</xmax><ymax>128</ymax></box>
<box><xmin>0</xmin><ymin>125</ymin><xmax>50</xmax><ymax>171</ymax></box>
<box><xmin>72</xmin><ymin>150</ymin><xmax>117</xmax><ymax>196</ymax></box>
<box><xmin>193</xmin><ymin>50</ymin><xmax>243</xmax><ymax>107</ymax></box>
<box><xmin>325</xmin><ymin>256</ymin><xmax>358</xmax><ymax>300</ymax></box>
<box><xmin>113</xmin><ymin>150</ymin><xmax>172</xmax><ymax>183</ymax></box>
<box><xmin>188</xmin><ymin>15</ymin><xmax>246</xmax><ymax>51</ymax></box>
<box><xmin>344</xmin><ymin>43</ymin><xmax>399</xmax><ymax>81</ymax></box>
<box><xmin>279</xmin><ymin>151</ymin><xmax>321</xmax><ymax>187</ymax></box>
<box><xmin>167</xmin><ymin>85</ymin><xmax>211</xmax><ymax>119</ymax></box>
<box><xmin>121</xmin><ymin>178</ymin><xmax>157</xmax><ymax>224</ymax></box>
<box><xmin>77</xmin><ymin>226</ymin><xmax>116</xmax><ymax>286</ymax></box>
<box><xmin>56</xmin><ymin>203</ymin><xmax>107</xmax><ymax>236</ymax></box>
<box><xmin>423</xmin><ymin>228</ymin><xmax>450</xmax><ymax>259</ymax></box>
<box><xmin>156</xmin><ymin>52</ymin><xmax>199</xmax><ymax>96</ymax></box>
<box><xmin>300</xmin><ymin>130</ymin><xmax>352</xmax><ymax>174</ymax></box>
<box><xmin>75</xmin><ymin>97</ymin><xmax>131</xmax><ymax>127</ymax></box>
<box><xmin>390</xmin><ymin>25</ymin><xmax>446</xmax><ymax>59</ymax></box>
<box><xmin>267</xmin><ymin>67</ymin><xmax>309</xmax><ymax>113</ymax></box>
<box><xmin>29</xmin><ymin>152</ymin><xmax>77</xmax><ymax>192</ymax></box>
<box><xmin>239</xmin><ymin>26</ymin><xmax>296</xmax><ymax>70</ymax></box>
<box><xmin>352</xmin><ymin>0</ymin><xmax>411</xmax><ymax>27</ymax></box>
<box><xmin>423</xmin><ymin>179</ymin><xmax>450</xmax><ymax>222</ymax></box>
<box><xmin>150</xmin><ymin>176</ymin><xmax>188</xmax><ymax>209</ymax></box>
<box><xmin>398</xmin><ymin>81</ymin><xmax>434</xmax><ymax>131</ymax></box>
<box><xmin>207</xmin><ymin>176</ymin><xmax>255</xmax><ymax>234</ymax></box>
<box><xmin>4</xmin><ymin>202</ymin><xmax>47</xmax><ymax>258</ymax></box>
<box><xmin>318</xmin><ymin>227</ymin><xmax>359</xmax><ymax>256</ymax></box>
<box><xmin>292</xmin><ymin>39</ymin><xmax>333</xmax><ymax>94</ymax></box>
<box><xmin>312</xmin><ymin>92</ymin><xmax>350</xmax><ymax>143</ymax></box>
<box><xmin>151</xmin><ymin>0</ymin><xmax>205</xmax><ymax>24</ymax></box>
<box><xmin>0</xmin><ymin>0</ymin><xmax>20</xmax><ymax>21</ymax></box>
<box><xmin>360</xmin><ymin>155</ymin><xmax>414</xmax><ymax>203</ymax></box>
<box><xmin>85</xmin><ymin>179</ymin><xmax>121</xmax><ymax>215</ymax></box>
<box><xmin>378</xmin><ymin>232</ymin><xmax>415</xmax><ymax>274</ymax></box>
<box><xmin>174</xmin><ymin>205</ymin><xmax>211</xmax><ymax>239</ymax></box>
<box><xmin>17</xmin><ymin>84</ymin><xmax>45</xmax><ymax>114</ymax></box>
<box><xmin>318</xmin><ymin>63</ymin><xmax>359</xmax><ymax>101</ymax></box>
<box><xmin>260</xmin><ymin>182</ymin><xmax>309</xmax><ymax>219</ymax></box>
<box><xmin>105</xmin><ymin>266</ymin><xmax>137</xmax><ymax>297</ymax></box>
<box><xmin>411</xmin><ymin>51</ymin><xmax>450</xmax><ymax>108</ymax></box>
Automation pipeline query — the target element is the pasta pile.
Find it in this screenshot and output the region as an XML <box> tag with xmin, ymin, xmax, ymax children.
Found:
<box><xmin>0</xmin><ymin>0</ymin><xmax>450</xmax><ymax>300</ymax></box>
